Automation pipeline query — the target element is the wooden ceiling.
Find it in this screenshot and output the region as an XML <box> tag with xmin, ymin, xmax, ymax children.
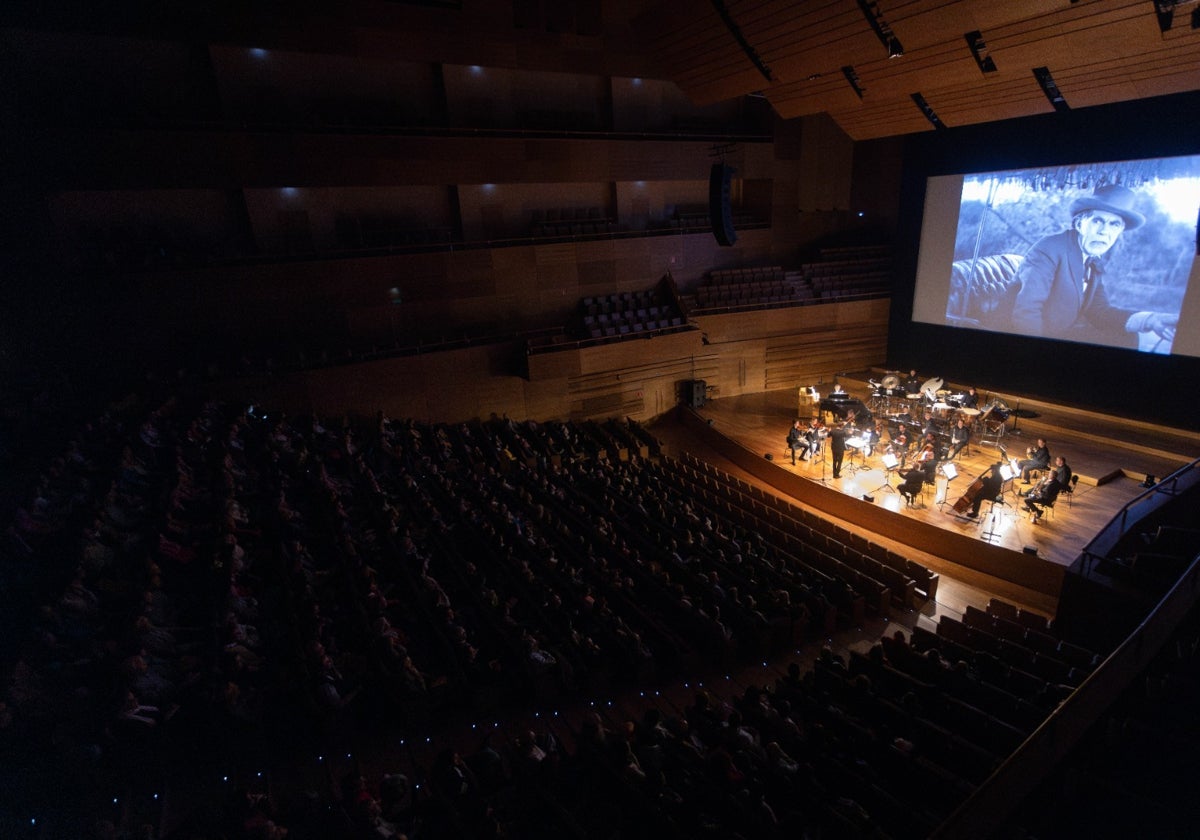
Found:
<box><xmin>8</xmin><ymin>0</ymin><xmax>1198</xmax><ymax>142</ymax></box>
<box><xmin>632</xmin><ymin>0</ymin><xmax>1200</xmax><ymax>140</ymax></box>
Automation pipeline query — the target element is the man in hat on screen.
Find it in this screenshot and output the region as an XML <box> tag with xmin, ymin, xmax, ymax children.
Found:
<box><xmin>1011</xmin><ymin>184</ymin><xmax>1177</xmax><ymax>348</ymax></box>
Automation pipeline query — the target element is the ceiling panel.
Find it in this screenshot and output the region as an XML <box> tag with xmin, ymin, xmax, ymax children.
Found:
<box><xmin>636</xmin><ymin>0</ymin><xmax>1200</xmax><ymax>139</ymax></box>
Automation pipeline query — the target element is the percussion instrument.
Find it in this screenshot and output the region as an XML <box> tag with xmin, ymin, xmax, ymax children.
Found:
<box><xmin>984</xmin><ymin>398</ymin><xmax>1011</xmax><ymax>422</ymax></box>
<box><xmin>906</xmin><ymin>393</ymin><xmax>922</xmax><ymax>400</ymax></box>
<box><xmin>958</xmin><ymin>407</ymin><xmax>981</xmax><ymax>417</ymax></box>
<box><xmin>881</xmin><ymin>374</ymin><xmax>901</xmax><ymax>391</ymax></box>
<box><xmin>932</xmin><ymin>402</ymin><xmax>953</xmax><ymax>417</ymax></box>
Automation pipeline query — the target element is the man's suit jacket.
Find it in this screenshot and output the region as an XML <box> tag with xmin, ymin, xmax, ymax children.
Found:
<box><xmin>1011</xmin><ymin>230</ymin><xmax>1133</xmax><ymax>345</ymax></box>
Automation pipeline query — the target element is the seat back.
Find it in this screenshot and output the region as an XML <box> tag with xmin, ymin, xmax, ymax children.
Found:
<box><xmin>946</xmin><ymin>254</ymin><xmax>1024</xmax><ymax>330</ymax></box>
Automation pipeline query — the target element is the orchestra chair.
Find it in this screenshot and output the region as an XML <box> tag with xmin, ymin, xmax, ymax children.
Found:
<box><xmin>1064</xmin><ymin>474</ymin><xmax>1080</xmax><ymax>508</ymax></box>
<box><xmin>1036</xmin><ymin>495</ymin><xmax>1057</xmax><ymax>521</ymax></box>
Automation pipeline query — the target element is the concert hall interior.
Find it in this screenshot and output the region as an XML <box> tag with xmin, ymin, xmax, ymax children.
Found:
<box><xmin>4</xmin><ymin>3</ymin><xmax>1200</xmax><ymax>839</ymax></box>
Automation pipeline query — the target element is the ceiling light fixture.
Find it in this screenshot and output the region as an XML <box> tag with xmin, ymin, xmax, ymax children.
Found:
<box><xmin>857</xmin><ymin>0</ymin><xmax>904</xmax><ymax>59</ymax></box>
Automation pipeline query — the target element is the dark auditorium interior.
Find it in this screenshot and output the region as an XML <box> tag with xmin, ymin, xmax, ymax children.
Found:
<box><xmin>4</xmin><ymin>2</ymin><xmax>1200</xmax><ymax>838</ymax></box>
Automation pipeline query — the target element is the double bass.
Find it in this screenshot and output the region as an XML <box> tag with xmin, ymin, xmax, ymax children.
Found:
<box><xmin>952</xmin><ymin>476</ymin><xmax>986</xmax><ymax>514</ymax></box>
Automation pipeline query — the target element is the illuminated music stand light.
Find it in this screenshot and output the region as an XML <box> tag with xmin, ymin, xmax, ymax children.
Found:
<box><xmin>935</xmin><ymin>461</ymin><xmax>957</xmax><ymax>506</ymax></box>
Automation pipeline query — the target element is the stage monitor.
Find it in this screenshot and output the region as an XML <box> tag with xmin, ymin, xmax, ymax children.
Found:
<box><xmin>912</xmin><ymin>154</ymin><xmax>1200</xmax><ymax>357</ymax></box>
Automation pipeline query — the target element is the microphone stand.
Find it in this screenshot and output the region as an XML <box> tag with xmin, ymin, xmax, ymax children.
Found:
<box><xmin>981</xmin><ymin>502</ymin><xmax>1003</xmax><ymax>543</ymax></box>
<box><xmin>1009</xmin><ymin>398</ymin><xmax>1025</xmax><ymax>437</ymax></box>
<box><xmin>815</xmin><ymin>431</ymin><xmax>833</xmax><ymax>485</ymax></box>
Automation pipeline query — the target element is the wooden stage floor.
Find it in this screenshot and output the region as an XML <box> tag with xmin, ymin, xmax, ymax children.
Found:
<box><xmin>647</xmin><ymin>380</ymin><xmax>1199</xmax><ymax>619</ymax></box>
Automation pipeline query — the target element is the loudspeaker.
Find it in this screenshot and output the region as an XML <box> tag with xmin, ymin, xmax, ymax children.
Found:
<box><xmin>1023</xmin><ymin>545</ymin><xmax>1038</xmax><ymax>555</ymax></box>
<box><xmin>764</xmin><ymin>453</ymin><xmax>773</xmax><ymax>461</ymax></box>
<box><xmin>690</xmin><ymin>379</ymin><xmax>707</xmax><ymax>408</ymax></box>
<box><xmin>708</xmin><ymin>163</ymin><xmax>737</xmax><ymax>247</ymax></box>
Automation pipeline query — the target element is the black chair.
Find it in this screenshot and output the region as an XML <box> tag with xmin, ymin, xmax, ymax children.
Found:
<box><xmin>1063</xmin><ymin>474</ymin><xmax>1080</xmax><ymax>507</ymax></box>
<box><xmin>897</xmin><ymin>471</ymin><xmax>926</xmax><ymax>508</ymax></box>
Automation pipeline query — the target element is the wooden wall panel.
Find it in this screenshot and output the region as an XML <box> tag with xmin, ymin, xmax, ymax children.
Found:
<box><xmin>216</xmin><ymin>298</ymin><xmax>888</xmax><ymax>424</ymax></box>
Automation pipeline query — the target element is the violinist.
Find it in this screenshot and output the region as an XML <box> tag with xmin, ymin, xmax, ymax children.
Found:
<box><xmin>887</xmin><ymin>427</ymin><xmax>912</xmax><ymax>467</ymax></box>
<box><xmin>803</xmin><ymin>418</ymin><xmax>824</xmax><ymax>460</ymax></box>
<box><xmin>786</xmin><ymin>420</ymin><xmax>807</xmax><ymax>465</ymax></box>
<box><xmin>863</xmin><ymin>421</ymin><xmax>885</xmax><ymax>457</ymax></box>
<box><xmin>897</xmin><ymin>443</ymin><xmax>937</xmax><ymax>505</ymax></box>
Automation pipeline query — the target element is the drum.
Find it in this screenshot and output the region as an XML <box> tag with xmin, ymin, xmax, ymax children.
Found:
<box><xmin>906</xmin><ymin>393</ymin><xmax>922</xmax><ymax>401</ymax></box>
<box><xmin>985</xmin><ymin>398</ymin><xmax>1011</xmax><ymax>422</ymax></box>
<box><xmin>931</xmin><ymin>402</ymin><xmax>953</xmax><ymax>418</ymax></box>
<box><xmin>958</xmin><ymin>407</ymin><xmax>981</xmax><ymax>418</ymax></box>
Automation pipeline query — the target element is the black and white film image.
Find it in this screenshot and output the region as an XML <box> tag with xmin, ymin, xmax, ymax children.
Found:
<box><xmin>944</xmin><ymin>156</ymin><xmax>1200</xmax><ymax>354</ymax></box>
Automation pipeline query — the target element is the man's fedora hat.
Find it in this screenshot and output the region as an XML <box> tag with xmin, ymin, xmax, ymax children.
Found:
<box><xmin>1069</xmin><ymin>184</ymin><xmax>1145</xmax><ymax>230</ymax></box>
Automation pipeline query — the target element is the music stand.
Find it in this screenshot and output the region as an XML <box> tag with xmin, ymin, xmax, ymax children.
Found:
<box><xmin>814</xmin><ymin>430</ymin><xmax>834</xmax><ymax>486</ymax></box>
<box><xmin>999</xmin><ymin>462</ymin><xmax>1018</xmax><ymax>503</ymax></box>
<box><xmin>871</xmin><ymin>453</ymin><xmax>899</xmax><ymax>493</ymax></box>
<box><xmin>981</xmin><ymin>498</ymin><xmax>1005</xmax><ymax>542</ymax></box>
<box><xmin>843</xmin><ymin>436</ymin><xmax>866</xmax><ymax>474</ymax></box>
<box><xmin>935</xmin><ymin>461</ymin><xmax>957</xmax><ymax>509</ymax></box>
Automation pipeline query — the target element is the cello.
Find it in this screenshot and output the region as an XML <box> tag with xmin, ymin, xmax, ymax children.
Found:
<box><xmin>952</xmin><ymin>476</ymin><xmax>985</xmax><ymax>514</ymax></box>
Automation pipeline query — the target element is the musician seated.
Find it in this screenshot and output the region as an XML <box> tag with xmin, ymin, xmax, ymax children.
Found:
<box><xmin>804</xmin><ymin>419</ymin><xmax>824</xmax><ymax>458</ymax></box>
<box><xmin>786</xmin><ymin>420</ymin><xmax>807</xmax><ymax>465</ymax></box>
<box><xmin>897</xmin><ymin>446</ymin><xmax>937</xmax><ymax>505</ymax></box>
<box><xmin>863</xmin><ymin>423</ymin><xmax>884</xmax><ymax>457</ymax></box>
<box><xmin>1017</xmin><ymin>438</ymin><xmax>1051</xmax><ymax>483</ymax></box>
<box><xmin>1024</xmin><ymin>456</ymin><xmax>1071</xmax><ymax>523</ymax></box>
<box><xmin>964</xmin><ymin>461</ymin><xmax>1006</xmax><ymax>518</ymax></box>
<box><xmin>946</xmin><ymin>419</ymin><xmax>970</xmax><ymax>460</ymax></box>
<box><xmin>886</xmin><ymin>430</ymin><xmax>911</xmax><ymax>467</ymax></box>
<box><xmin>897</xmin><ymin>468</ymin><xmax>926</xmax><ymax>507</ymax></box>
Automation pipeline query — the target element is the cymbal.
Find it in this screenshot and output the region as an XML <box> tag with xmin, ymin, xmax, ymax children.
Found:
<box><xmin>881</xmin><ymin>374</ymin><xmax>901</xmax><ymax>390</ymax></box>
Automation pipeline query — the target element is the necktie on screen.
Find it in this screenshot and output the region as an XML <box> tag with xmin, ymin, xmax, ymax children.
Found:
<box><xmin>1082</xmin><ymin>257</ymin><xmax>1101</xmax><ymax>310</ymax></box>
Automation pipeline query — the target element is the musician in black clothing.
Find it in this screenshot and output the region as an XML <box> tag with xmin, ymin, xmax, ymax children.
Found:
<box><xmin>829</xmin><ymin>421</ymin><xmax>848</xmax><ymax>478</ymax></box>
<box><xmin>803</xmin><ymin>418</ymin><xmax>823</xmax><ymax>460</ymax></box>
<box><xmin>1024</xmin><ymin>456</ymin><xmax>1071</xmax><ymax>523</ymax></box>
<box><xmin>1017</xmin><ymin>438</ymin><xmax>1051</xmax><ymax>483</ymax></box>
<box><xmin>887</xmin><ymin>428</ymin><xmax>911</xmax><ymax>467</ymax></box>
<box><xmin>897</xmin><ymin>443</ymin><xmax>937</xmax><ymax>506</ymax></box>
<box><xmin>967</xmin><ymin>461</ymin><xmax>1006</xmax><ymax>518</ymax></box>
<box><xmin>786</xmin><ymin>420</ymin><xmax>806</xmax><ymax>465</ymax></box>
<box><xmin>960</xmin><ymin>387</ymin><xmax>979</xmax><ymax>409</ymax></box>
<box><xmin>904</xmin><ymin>369</ymin><xmax>922</xmax><ymax>394</ymax></box>
<box><xmin>897</xmin><ymin>466</ymin><xmax>926</xmax><ymax>506</ymax></box>
<box><xmin>946</xmin><ymin>418</ymin><xmax>971</xmax><ymax>460</ymax></box>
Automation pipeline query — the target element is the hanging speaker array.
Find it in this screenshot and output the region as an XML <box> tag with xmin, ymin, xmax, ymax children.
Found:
<box><xmin>708</xmin><ymin>163</ymin><xmax>737</xmax><ymax>247</ymax></box>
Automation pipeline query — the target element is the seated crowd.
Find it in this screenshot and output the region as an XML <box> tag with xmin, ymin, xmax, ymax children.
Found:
<box><xmin>0</xmin><ymin>395</ymin><xmax>1118</xmax><ymax>839</ymax></box>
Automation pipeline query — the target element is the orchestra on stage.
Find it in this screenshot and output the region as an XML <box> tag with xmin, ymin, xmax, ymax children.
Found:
<box><xmin>788</xmin><ymin>371</ymin><xmax>1072</xmax><ymax>527</ymax></box>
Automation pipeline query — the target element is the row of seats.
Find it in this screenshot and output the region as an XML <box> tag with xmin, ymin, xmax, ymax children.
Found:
<box><xmin>678</xmin><ymin>453</ymin><xmax>939</xmax><ymax>606</ymax></box>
